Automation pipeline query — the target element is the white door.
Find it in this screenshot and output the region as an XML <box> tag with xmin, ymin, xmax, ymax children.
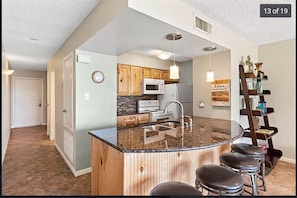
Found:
<box><xmin>13</xmin><ymin>78</ymin><xmax>43</xmax><ymax>128</ymax></box>
<box><xmin>47</xmin><ymin>72</ymin><xmax>56</xmax><ymax>140</ymax></box>
<box><xmin>63</xmin><ymin>53</ymin><xmax>74</xmax><ymax>163</ymax></box>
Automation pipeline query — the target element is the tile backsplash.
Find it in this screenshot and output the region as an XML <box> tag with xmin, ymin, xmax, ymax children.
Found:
<box><xmin>117</xmin><ymin>95</ymin><xmax>157</xmax><ymax>115</ymax></box>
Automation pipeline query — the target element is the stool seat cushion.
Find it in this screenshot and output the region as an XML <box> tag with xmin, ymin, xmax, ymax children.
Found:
<box><xmin>150</xmin><ymin>181</ymin><xmax>202</xmax><ymax>196</ymax></box>
<box><xmin>231</xmin><ymin>143</ymin><xmax>265</xmax><ymax>157</ymax></box>
<box><xmin>220</xmin><ymin>152</ymin><xmax>260</xmax><ymax>171</ymax></box>
<box><xmin>196</xmin><ymin>165</ymin><xmax>243</xmax><ymax>191</ymax></box>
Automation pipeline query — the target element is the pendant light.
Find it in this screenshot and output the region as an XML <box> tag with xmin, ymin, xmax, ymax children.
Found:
<box><xmin>203</xmin><ymin>46</ymin><xmax>217</xmax><ymax>82</ymax></box>
<box><xmin>166</xmin><ymin>33</ymin><xmax>182</xmax><ymax>79</ymax></box>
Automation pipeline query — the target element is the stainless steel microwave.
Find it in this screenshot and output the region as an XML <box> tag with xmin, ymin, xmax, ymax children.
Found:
<box><xmin>142</xmin><ymin>78</ymin><xmax>165</xmax><ymax>95</ymax></box>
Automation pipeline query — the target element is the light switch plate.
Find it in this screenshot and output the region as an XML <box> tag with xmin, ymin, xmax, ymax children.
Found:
<box><xmin>198</xmin><ymin>101</ymin><xmax>205</xmax><ymax>108</ymax></box>
<box><xmin>84</xmin><ymin>92</ymin><xmax>90</xmax><ymax>100</ymax></box>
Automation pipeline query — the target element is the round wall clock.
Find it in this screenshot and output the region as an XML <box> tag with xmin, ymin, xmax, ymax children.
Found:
<box><xmin>92</xmin><ymin>70</ymin><xmax>104</xmax><ymax>83</ymax></box>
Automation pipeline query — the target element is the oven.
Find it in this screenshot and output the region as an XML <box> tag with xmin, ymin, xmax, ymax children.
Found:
<box><xmin>137</xmin><ymin>100</ymin><xmax>174</xmax><ymax>122</ymax></box>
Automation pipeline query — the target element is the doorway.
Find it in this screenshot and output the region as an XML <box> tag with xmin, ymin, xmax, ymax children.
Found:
<box><xmin>12</xmin><ymin>77</ymin><xmax>43</xmax><ymax>128</ymax></box>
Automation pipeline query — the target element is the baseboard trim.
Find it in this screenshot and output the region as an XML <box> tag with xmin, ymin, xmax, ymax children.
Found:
<box><xmin>54</xmin><ymin>143</ymin><xmax>91</xmax><ymax>177</ymax></box>
<box><xmin>280</xmin><ymin>157</ymin><xmax>296</xmax><ymax>164</ymax></box>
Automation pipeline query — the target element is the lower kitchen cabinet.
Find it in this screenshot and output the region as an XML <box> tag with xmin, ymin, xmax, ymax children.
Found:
<box><xmin>117</xmin><ymin>113</ymin><xmax>149</xmax><ymax>127</ymax></box>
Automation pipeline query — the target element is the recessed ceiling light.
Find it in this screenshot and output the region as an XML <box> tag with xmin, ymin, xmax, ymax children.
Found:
<box><xmin>165</xmin><ymin>33</ymin><xmax>182</xmax><ymax>41</ymax></box>
<box><xmin>203</xmin><ymin>46</ymin><xmax>217</xmax><ymax>51</ymax></box>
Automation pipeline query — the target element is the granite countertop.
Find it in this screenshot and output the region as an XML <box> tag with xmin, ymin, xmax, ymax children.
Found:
<box><xmin>89</xmin><ymin>116</ymin><xmax>244</xmax><ymax>153</ymax></box>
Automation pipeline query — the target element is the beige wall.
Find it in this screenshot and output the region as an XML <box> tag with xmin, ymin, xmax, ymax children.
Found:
<box><xmin>2</xmin><ymin>48</ymin><xmax>12</xmax><ymax>164</ymax></box>
<box><xmin>259</xmin><ymin>39</ymin><xmax>295</xmax><ymax>162</ymax></box>
<box><xmin>11</xmin><ymin>69</ymin><xmax>47</xmax><ymax>125</ymax></box>
<box><xmin>193</xmin><ymin>50</ymin><xmax>231</xmax><ymax>119</ymax></box>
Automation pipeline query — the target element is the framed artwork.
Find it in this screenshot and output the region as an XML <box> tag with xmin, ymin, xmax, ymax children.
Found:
<box><xmin>211</xmin><ymin>79</ymin><xmax>231</xmax><ymax>106</ymax></box>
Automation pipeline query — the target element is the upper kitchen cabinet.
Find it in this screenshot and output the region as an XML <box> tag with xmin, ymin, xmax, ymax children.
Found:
<box><xmin>117</xmin><ymin>64</ymin><xmax>142</xmax><ymax>96</ymax></box>
<box><xmin>130</xmin><ymin>66</ymin><xmax>143</xmax><ymax>95</ymax></box>
<box><xmin>142</xmin><ymin>68</ymin><xmax>153</xmax><ymax>78</ymax></box>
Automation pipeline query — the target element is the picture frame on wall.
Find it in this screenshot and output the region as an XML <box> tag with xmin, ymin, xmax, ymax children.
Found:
<box><xmin>211</xmin><ymin>79</ymin><xmax>231</xmax><ymax>106</ymax></box>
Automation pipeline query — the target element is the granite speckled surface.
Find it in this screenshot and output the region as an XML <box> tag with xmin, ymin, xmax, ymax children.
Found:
<box><xmin>89</xmin><ymin>117</ymin><xmax>244</xmax><ymax>153</ymax></box>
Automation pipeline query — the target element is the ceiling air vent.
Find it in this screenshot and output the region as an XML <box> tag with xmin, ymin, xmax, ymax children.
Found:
<box><xmin>194</xmin><ymin>15</ymin><xmax>212</xmax><ymax>34</ymax></box>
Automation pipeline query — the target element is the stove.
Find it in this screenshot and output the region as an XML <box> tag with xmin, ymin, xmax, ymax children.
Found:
<box><xmin>137</xmin><ymin>100</ymin><xmax>160</xmax><ymax>113</ymax></box>
<box><xmin>137</xmin><ymin>100</ymin><xmax>174</xmax><ymax>122</ymax></box>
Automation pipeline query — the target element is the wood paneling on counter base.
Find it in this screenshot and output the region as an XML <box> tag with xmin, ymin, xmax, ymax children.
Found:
<box><xmin>91</xmin><ymin>136</ymin><xmax>230</xmax><ymax>195</ymax></box>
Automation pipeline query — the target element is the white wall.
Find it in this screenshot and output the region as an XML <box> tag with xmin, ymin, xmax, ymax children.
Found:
<box><xmin>259</xmin><ymin>39</ymin><xmax>295</xmax><ymax>162</ymax></box>
<box><xmin>117</xmin><ymin>52</ymin><xmax>177</xmax><ymax>69</ymax></box>
<box><xmin>75</xmin><ymin>50</ymin><xmax>117</xmax><ymax>170</ymax></box>
<box><xmin>47</xmin><ymin>0</ymin><xmax>128</xmax><ymax>173</ymax></box>
<box><xmin>128</xmin><ymin>0</ymin><xmax>258</xmax><ymax>122</ymax></box>
<box><xmin>179</xmin><ymin>60</ymin><xmax>193</xmax><ymax>83</ymax></box>
<box><xmin>2</xmin><ymin>48</ymin><xmax>12</xmax><ymax>164</ymax></box>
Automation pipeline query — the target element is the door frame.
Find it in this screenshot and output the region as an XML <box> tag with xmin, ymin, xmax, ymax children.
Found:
<box><xmin>12</xmin><ymin>77</ymin><xmax>43</xmax><ymax>128</ymax></box>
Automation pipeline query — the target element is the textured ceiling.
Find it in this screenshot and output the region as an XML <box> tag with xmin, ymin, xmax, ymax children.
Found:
<box><xmin>2</xmin><ymin>0</ymin><xmax>101</xmax><ymax>71</ymax></box>
<box><xmin>182</xmin><ymin>0</ymin><xmax>295</xmax><ymax>44</ymax></box>
<box><xmin>2</xmin><ymin>0</ymin><xmax>295</xmax><ymax>71</ymax></box>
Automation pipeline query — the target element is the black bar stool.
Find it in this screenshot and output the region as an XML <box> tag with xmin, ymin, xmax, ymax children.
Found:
<box><xmin>150</xmin><ymin>181</ymin><xmax>203</xmax><ymax>196</ymax></box>
<box><xmin>231</xmin><ymin>143</ymin><xmax>266</xmax><ymax>191</ymax></box>
<box><xmin>195</xmin><ymin>164</ymin><xmax>244</xmax><ymax>196</ymax></box>
<box><xmin>220</xmin><ymin>152</ymin><xmax>261</xmax><ymax>195</ymax></box>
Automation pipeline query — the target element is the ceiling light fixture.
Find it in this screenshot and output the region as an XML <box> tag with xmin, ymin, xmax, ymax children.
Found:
<box><xmin>166</xmin><ymin>33</ymin><xmax>182</xmax><ymax>79</ymax></box>
<box><xmin>3</xmin><ymin>69</ymin><xmax>14</xmax><ymax>75</ymax></box>
<box><xmin>203</xmin><ymin>46</ymin><xmax>217</xmax><ymax>82</ymax></box>
<box><xmin>157</xmin><ymin>51</ymin><xmax>171</xmax><ymax>60</ymax></box>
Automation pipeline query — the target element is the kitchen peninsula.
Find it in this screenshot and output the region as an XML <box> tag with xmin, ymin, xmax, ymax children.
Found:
<box><xmin>89</xmin><ymin>116</ymin><xmax>244</xmax><ymax>195</ymax></box>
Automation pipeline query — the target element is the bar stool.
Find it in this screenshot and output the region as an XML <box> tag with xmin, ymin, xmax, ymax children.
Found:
<box><xmin>150</xmin><ymin>181</ymin><xmax>203</xmax><ymax>196</ymax></box>
<box><xmin>195</xmin><ymin>164</ymin><xmax>244</xmax><ymax>196</ymax></box>
<box><xmin>220</xmin><ymin>152</ymin><xmax>261</xmax><ymax>195</ymax></box>
<box><xmin>231</xmin><ymin>143</ymin><xmax>266</xmax><ymax>191</ymax></box>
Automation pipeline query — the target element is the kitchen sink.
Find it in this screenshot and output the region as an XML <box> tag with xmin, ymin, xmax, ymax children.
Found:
<box><xmin>142</xmin><ymin>120</ymin><xmax>181</xmax><ymax>140</ymax></box>
<box><xmin>142</xmin><ymin>124</ymin><xmax>175</xmax><ymax>132</ymax></box>
<box><xmin>159</xmin><ymin>120</ymin><xmax>180</xmax><ymax>128</ymax></box>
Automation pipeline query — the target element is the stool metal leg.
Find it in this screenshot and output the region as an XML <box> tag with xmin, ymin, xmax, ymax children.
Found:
<box><xmin>250</xmin><ymin>172</ymin><xmax>258</xmax><ymax>196</ymax></box>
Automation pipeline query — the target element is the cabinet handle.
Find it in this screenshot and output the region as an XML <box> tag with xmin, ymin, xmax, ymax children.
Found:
<box><xmin>63</xmin><ymin>109</ymin><xmax>67</xmax><ymax>113</ymax></box>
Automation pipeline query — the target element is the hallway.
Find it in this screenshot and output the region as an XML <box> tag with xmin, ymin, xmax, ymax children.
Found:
<box><xmin>2</xmin><ymin>125</ymin><xmax>296</xmax><ymax>196</ymax></box>
<box><xmin>2</xmin><ymin>126</ymin><xmax>91</xmax><ymax>196</ymax></box>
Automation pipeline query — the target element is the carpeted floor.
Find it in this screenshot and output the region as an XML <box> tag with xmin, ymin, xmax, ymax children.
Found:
<box><xmin>2</xmin><ymin>125</ymin><xmax>296</xmax><ymax>196</ymax></box>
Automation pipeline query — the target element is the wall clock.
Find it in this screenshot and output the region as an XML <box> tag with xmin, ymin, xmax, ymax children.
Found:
<box><xmin>92</xmin><ymin>70</ymin><xmax>104</xmax><ymax>83</ymax></box>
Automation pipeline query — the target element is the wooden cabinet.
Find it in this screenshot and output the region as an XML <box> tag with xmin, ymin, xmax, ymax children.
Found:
<box><xmin>137</xmin><ymin>113</ymin><xmax>149</xmax><ymax>124</ymax></box>
<box><xmin>117</xmin><ymin>64</ymin><xmax>142</xmax><ymax>96</ymax></box>
<box><xmin>117</xmin><ymin>113</ymin><xmax>149</xmax><ymax>128</ymax></box>
<box><xmin>130</xmin><ymin>66</ymin><xmax>142</xmax><ymax>95</ymax></box>
<box><xmin>239</xmin><ymin>64</ymin><xmax>282</xmax><ymax>175</ymax></box>
<box><xmin>117</xmin><ymin>64</ymin><xmax>130</xmax><ymax>95</ymax></box>
<box><xmin>142</xmin><ymin>68</ymin><xmax>153</xmax><ymax>78</ymax></box>
<box><xmin>122</xmin><ymin>115</ymin><xmax>138</xmax><ymax>127</ymax></box>
<box><xmin>117</xmin><ymin>116</ymin><xmax>123</xmax><ymax>128</ymax></box>
<box><xmin>152</xmin><ymin>69</ymin><xmax>162</xmax><ymax>79</ymax></box>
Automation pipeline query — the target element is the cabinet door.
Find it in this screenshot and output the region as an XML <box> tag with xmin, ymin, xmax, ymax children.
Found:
<box><xmin>117</xmin><ymin>116</ymin><xmax>122</xmax><ymax>127</ymax></box>
<box><xmin>117</xmin><ymin>64</ymin><xmax>130</xmax><ymax>95</ymax></box>
<box><xmin>142</xmin><ymin>68</ymin><xmax>153</xmax><ymax>78</ymax></box>
<box><xmin>137</xmin><ymin>113</ymin><xmax>149</xmax><ymax>124</ymax></box>
<box><xmin>161</xmin><ymin>70</ymin><xmax>170</xmax><ymax>80</ymax></box>
<box><xmin>122</xmin><ymin>115</ymin><xmax>137</xmax><ymax>126</ymax></box>
<box><xmin>153</xmin><ymin>69</ymin><xmax>162</xmax><ymax>79</ymax></box>
<box><xmin>130</xmin><ymin>66</ymin><xmax>143</xmax><ymax>95</ymax></box>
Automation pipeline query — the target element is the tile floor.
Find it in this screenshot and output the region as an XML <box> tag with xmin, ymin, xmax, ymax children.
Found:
<box><xmin>2</xmin><ymin>125</ymin><xmax>296</xmax><ymax>196</ymax></box>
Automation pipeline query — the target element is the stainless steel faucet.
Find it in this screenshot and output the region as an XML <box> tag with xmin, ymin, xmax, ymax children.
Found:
<box><xmin>164</xmin><ymin>100</ymin><xmax>185</xmax><ymax>128</ymax></box>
